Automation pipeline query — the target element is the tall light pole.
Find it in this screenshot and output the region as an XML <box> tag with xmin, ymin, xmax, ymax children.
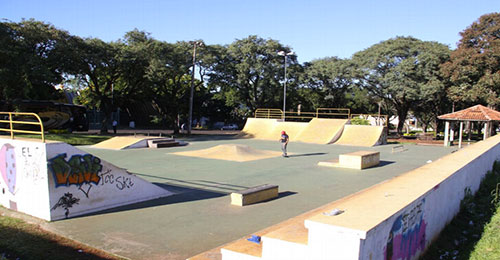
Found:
<box><xmin>277</xmin><ymin>51</ymin><xmax>294</xmax><ymax>120</ymax></box>
<box><xmin>188</xmin><ymin>41</ymin><xmax>204</xmax><ymax>134</ymax></box>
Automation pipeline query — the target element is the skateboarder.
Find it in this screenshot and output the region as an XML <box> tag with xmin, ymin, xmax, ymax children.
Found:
<box><xmin>279</xmin><ymin>130</ymin><xmax>289</xmax><ymax>157</ymax></box>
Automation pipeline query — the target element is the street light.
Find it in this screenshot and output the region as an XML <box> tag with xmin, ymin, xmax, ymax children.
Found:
<box><xmin>188</xmin><ymin>41</ymin><xmax>204</xmax><ymax>134</ymax></box>
<box><xmin>277</xmin><ymin>50</ymin><xmax>294</xmax><ymax>120</ymax></box>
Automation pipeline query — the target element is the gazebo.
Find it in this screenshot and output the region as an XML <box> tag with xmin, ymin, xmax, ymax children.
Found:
<box><xmin>438</xmin><ymin>104</ymin><xmax>500</xmax><ymax>148</ymax></box>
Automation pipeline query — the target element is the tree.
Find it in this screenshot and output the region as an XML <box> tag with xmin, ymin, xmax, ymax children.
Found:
<box><xmin>352</xmin><ymin>36</ymin><xmax>451</xmax><ymax>134</ymax></box>
<box><xmin>441</xmin><ymin>12</ymin><xmax>500</xmax><ymax>107</ymax></box>
<box><xmin>145</xmin><ymin>40</ymin><xmax>193</xmax><ymax>133</ymax></box>
<box><xmin>300</xmin><ymin>57</ymin><xmax>356</xmax><ymax>111</ymax></box>
<box><xmin>0</xmin><ymin>20</ymin><xmax>76</xmax><ymax>101</ymax></box>
<box><xmin>114</xmin><ymin>30</ymin><xmax>155</xmax><ymax>121</ymax></box>
<box><xmin>208</xmin><ymin>35</ymin><xmax>298</xmax><ymax>115</ymax></box>
<box><xmin>71</xmin><ymin>38</ymin><xmax>121</xmax><ymax>133</ymax></box>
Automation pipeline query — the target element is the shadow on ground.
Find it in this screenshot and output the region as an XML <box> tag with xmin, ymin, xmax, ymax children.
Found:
<box><xmin>77</xmin><ymin>182</ymin><xmax>228</xmax><ymax>219</ymax></box>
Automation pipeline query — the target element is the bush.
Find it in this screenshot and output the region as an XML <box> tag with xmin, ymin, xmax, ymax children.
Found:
<box><xmin>350</xmin><ymin>117</ymin><xmax>370</xmax><ymax>125</ymax></box>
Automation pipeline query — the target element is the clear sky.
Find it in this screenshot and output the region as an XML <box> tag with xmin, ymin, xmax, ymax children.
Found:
<box><xmin>1</xmin><ymin>0</ymin><xmax>499</xmax><ymax>63</ymax></box>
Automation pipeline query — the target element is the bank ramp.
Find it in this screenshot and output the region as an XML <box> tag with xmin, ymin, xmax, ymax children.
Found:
<box><xmin>93</xmin><ymin>136</ymin><xmax>170</xmax><ymax>150</ymax></box>
<box><xmin>0</xmin><ymin>137</ymin><xmax>173</xmax><ymax>221</ymax></box>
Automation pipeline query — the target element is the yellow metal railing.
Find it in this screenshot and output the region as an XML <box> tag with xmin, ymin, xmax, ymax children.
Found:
<box><xmin>0</xmin><ymin>112</ymin><xmax>45</xmax><ymax>142</ymax></box>
<box><xmin>350</xmin><ymin>113</ymin><xmax>388</xmax><ymax>127</ymax></box>
<box><xmin>316</xmin><ymin>108</ymin><xmax>350</xmax><ymax>118</ymax></box>
<box><xmin>255</xmin><ymin>108</ymin><xmax>284</xmax><ymax>119</ymax></box>
<box><xmin>255</xmin><ymin>108</ymin><xmax>352</xmax><ymax>120</ymax></box>
<box><xmin>255</xmin><ymin>108</ymin><xmax>388</xmax><ymax>126</ymax></box>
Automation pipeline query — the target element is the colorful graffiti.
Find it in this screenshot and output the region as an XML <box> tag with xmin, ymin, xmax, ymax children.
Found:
<box><xmin>0</xmin><ymin>143</ymin><xmax>17</xmax><ymax>194</ymax></box>
<box><xmin>51</xmin><ymin>192</ymin><xmax>80</xmax><ymax>218</ymax></box>
<box><xmin>48</xmin><ymin>153</ymin><xmax>103</xmax><ymax>188</ymax></box>
<box><xmin>385</xmin><ymin>200</ymin><xmax>427</xmax><ymax>260</ymax></box>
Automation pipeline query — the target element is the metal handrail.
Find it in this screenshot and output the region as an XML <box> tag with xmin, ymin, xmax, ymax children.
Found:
<box><xmin>255</xmin><ymin>108</ymin><xmax>283</xmax><ymax>119</ymax></box>
<box><xmin>0</xmin><ymin>112</ymin><xmax>45</xmax><ymax>142</ymax></box>
<box><xmin>254</xmin><ymin>109</ymin><xmax>388</xmax><ymax>125</ymax></box>
<box><xmin>316</xmin><ymin>108</ymin><xmax>350</xmax><ymax>118</ymax></box>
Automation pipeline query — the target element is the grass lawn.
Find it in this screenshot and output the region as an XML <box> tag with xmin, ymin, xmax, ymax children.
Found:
<box><xmin>421</xmin><ymin>162</ymin><xmax>500</xmax><ymax>260</ymax></box>
<box><xmin>0</xmin><ymin>214</ymin><xmax>124</xmax><ymax>260</ymax></box>
<box><xmin>14</xmin><ymin>133</ymin><xmax>111</xmax><ymax>145</ymax></box>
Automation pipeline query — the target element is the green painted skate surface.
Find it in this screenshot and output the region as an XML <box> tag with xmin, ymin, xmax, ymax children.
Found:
<box><xmin>40</xmin><ymin>138</ymin><xmax>455</xmax><ymax>260</ymax></box>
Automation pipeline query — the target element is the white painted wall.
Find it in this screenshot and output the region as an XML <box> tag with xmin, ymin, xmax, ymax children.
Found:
<box><xmin>0</xmin><ymin>138</ymin><xmax>51</xmax><ymax>220</ymax></box>
<box><xmin>357</xmin><ymin>141</ymin><xmax>500</xmax><ymax>260</ymax></box>
<box><xmin>0</xmin><ymin>138</ymin><xmax>173</xmax><ymax>221</ymax></box>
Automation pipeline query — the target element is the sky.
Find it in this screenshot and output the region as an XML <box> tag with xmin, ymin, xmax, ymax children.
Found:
<box><xmin>1</xmin><ymin>0</ymin><xmax>499</xmax><ymax>63</ymax></box>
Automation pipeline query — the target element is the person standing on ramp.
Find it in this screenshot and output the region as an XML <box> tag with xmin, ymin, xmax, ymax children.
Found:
<box><xmin>279</xmin><ymin>130</ymin><xmax>289</xmax><ymax>157</ymax></box>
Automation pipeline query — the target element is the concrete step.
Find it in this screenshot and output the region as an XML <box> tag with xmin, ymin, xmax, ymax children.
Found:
<box><xmin>147</xmin><ymin>138</ymin><xmax>181</xmax><ymax>148</ymax></box>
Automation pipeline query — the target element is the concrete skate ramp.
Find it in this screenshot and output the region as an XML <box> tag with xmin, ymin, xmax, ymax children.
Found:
<box><xmin>93</xmin><ymin>136</ymin><xmax>155</xmax><ymax>150</ymax></box>
<box><xmin>271</xmin><ymin>121</ymin><xmax>309</xmax><ymax>140</ymax></box>
<box><xmin>294</xmin><ymin>118</ymin><xmax>348</xmax><ymax>144</ymax></box>
<box><xmin>241</xmin><ymin>118</ymin><xmax>280</xmax><ymax>139</ymax></box>
<box><xmin>241</xmin><ymin>118</ymin><xmax>348</xmax><ymax>144</ymax></box>
<box><xmin>172</xmin><ymin>144</ymin><xmax>283</xmax><ymax>162</ymax></box>
<box><xmin>334</xmin><ymin>125</ymin><xmax>385</xmax><ymax>147</ymax></box>
<box><xmin>0</xmin><ymin>137</ymin><xmax>173</xmax><ymax>221</ymax></box>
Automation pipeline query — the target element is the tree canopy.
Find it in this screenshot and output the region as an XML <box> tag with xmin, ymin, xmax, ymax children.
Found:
<box><xmin>352</xmin><ymin>36</ymin><xmax>451</xmax><ymax>134</ymax></box>
<box><xmin>441</xmin><ymin>12</ymin><xmax>500</xmax><ymax>107</ymax></box>
<box><xmin>1</xmin><ymin>13</ymin><xmax>498</xmax><ymax>134</ymax></box>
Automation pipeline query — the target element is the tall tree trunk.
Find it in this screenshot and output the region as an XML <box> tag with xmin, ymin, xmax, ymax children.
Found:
<box><xmin>396</xmin><ymin>106</ymin><xmax>409</xmax><ymax>135</ymax></box>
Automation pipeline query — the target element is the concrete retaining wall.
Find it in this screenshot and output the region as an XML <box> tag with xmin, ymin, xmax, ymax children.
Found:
<box><xmin>305</xmin><ymin>134</ymin><xmax>500</xmax><ymax>260</ymax></box>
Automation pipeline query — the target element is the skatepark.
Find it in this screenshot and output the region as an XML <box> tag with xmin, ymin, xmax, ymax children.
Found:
<box><xmin>1</xmin><ymin>112</ymin><xmax>499</xmax><ymax>260</ymax></box>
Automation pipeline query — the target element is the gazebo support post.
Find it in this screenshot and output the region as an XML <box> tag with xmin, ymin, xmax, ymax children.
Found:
<box><xmin>450</xmin><ymin>122</ymin><xmax>455</xmax><ymax>142</ymax></box>
<box><xmin>444</xmin><ymin>121</ymin><xmax>450</xmax><ymax>147</ymax></box>
<box><xmin>468</xmin><ymin>121</ymin><xmax>472</xmax><ymax>141</ymax></box>
<box><xmin>458</xmin><ymin>121</ymin><xmax>463</xmax><ymax>148</ymax></box>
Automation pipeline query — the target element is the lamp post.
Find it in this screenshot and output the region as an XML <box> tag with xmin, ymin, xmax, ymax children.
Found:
<box><xmin>277</xmin><ymin>51</ymin><xmax>294</xmax><ymax>120</ymax></box>
<box><xmin>188</xmin><ymin>41</ymin><xmax>204</xmax><ymax>134</ymax></box>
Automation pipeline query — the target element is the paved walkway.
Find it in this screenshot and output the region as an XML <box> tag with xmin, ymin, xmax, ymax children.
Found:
<box><xmin>12</xmin><ymin>136</ymin><xmax>457</xmax><ymax>259</ymax></box>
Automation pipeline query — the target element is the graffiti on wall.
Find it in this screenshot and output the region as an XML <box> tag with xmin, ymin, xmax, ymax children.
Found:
<box><xmin>384</xmin><ymin>199</ymin><xmax>427</xmax><ymax>260</ymax></box>
<box><xmin>21</xmin><ymin>146</ymin><xmax>46</xmax><ymax>185</ymax></box>
<box><xmin>101</xmin><ymin>170</ymin><xmax>134</xmax><ymax>190</ymax></box>
<box><xmin>0</xmin><ymin>143</ymin><xmax>17</xmax><ymax>195</ymax></box>
<box><xmin>51</xmin><ymin>192</ymin><xmax>80</xmax><ymax>218</ymax></box>
<box><xmin>48</xmin><ymin>153</ymin><xmax>135</xmax><ymax>198</ymax></box>
<box><xmin>48</xmin><ymin>153</ymin><xmax>103</xmax><ymax>197</ymax></box>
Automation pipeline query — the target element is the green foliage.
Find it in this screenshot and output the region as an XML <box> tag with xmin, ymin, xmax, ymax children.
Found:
<box><xmin>352</xmin><ymin>36</ymin><xmax>451</xmax><ymax>134</ymax></box>
<box><xmin>442</xmin><ymin>12</ymin><xmax>500</xmax><ymax>106</ymax></box>
<box><xmin>350</xmin><ymin>117</ymin><xmax>370</xmax><ymax>125</ymax></box>
<box><xmin>208</xmin><ymin>35</ymin><xmax>297</xmax><ymax>112</ymax></box>
<box><xmin>0</xmin><ymin>20</ymin><xmax>77</xmax><ymax>100</ymax></box>
<box><xmin>422</xmin><ymin>161</ymin><xmax>500</xmax><ymax>259</ymax></box>
<box><xmin>300</xmin><ymin>57</ymin><xmax>356</xmax><ymax>109</ymax></box>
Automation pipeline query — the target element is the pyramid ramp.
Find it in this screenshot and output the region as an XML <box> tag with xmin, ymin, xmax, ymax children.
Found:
<box><xmin>93</xmin><ymin>136</ymin><xmax>154</xmax><ymax>150</ymax></box>
<box><xmin>294</xmin><ymin>118</ymin><xmax>348</xmax><ymax>144</ymax></box>
<box><xmin>0</xmin><ymin>137</ymin><xmax>172</xmax><ymax>221</ymax></box>
<box><xmin>172</xmin><ymin>144</ymin><xmax>283</xmax><ymax>162</ymax></box>
<box><xmin>334</xmin><ymin>125</ymin><xmax>386</xmax><ymax>147</ymax></box>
